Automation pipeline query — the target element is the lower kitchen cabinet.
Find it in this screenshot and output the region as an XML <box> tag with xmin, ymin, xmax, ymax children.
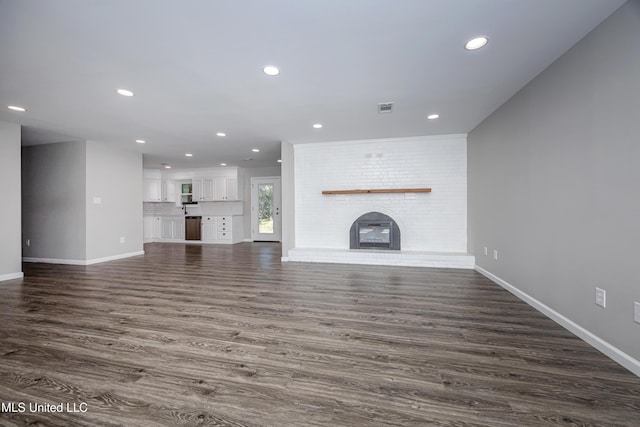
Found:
<box><xmin>144</xmin><ymin>216</ymin><xmax>162</xmax><ymax>242</ymax></box>
<box><xmin>161</xmin><ymin>220</ymin><xmax>173</xmax><ymax>239</ymax></box>
<box><xmin>144</xmin><ymin>215</ymin><xmax>243</xmax><ymax>244</ymax></box>
<box><xmin>173</xmin><ymin>220</ymin><xmax>185</xmax><ymax>239</ymax></box>
<box><xmin>202</xmin><ymin>216</ymin><xmax>216</xmax><ymax>241</ymax></box>
<box><xmin>201</xmin><ymin>216</ymin><xmax>243</xmax><ymax>244</ymax></box>
<box><xmin>159</xmin><ymin>217</ymin><xmax>184</xmax><ymax>241</ymax></box>
<box><xmin>144</xmin><ymin>217</ymin><xmax>153</xmax><ymax>242</ymax></box>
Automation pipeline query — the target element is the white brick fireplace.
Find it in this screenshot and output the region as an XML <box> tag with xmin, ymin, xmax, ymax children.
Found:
<box><xmin>286</xmin><ymin>134</ymin><xmax>474</xmax><ymax>268</ymax></box>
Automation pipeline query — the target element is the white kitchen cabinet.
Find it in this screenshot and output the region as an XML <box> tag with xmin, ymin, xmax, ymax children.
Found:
<box><xmin>226</xmin><ymin>177</ymin><xmax>238</xmax><ymax>200</ymax></box>
<box><xmin>200</xmin><ymin>216</ymin><xmax>243</xmax><ymax>243</ymax></box>
<box><xmin>143</xmin><ymin>217</ymin><xmax>154</xmax><ymax>242</ymax></box>
<box><xmin>192</xmin><ymin>179</ymin><xmax>201</xmax><ymax>202</ymax></box>
<box><xmin>144</xmin><ymin>167</ymin><xmax>241</xmax><ymax>204</ymax></box>
<box><xmin>143</xmin><ymin>179</ymin><xmax>162</xmax><ymax>202</ymax></box>
<box><xmin>173</xmin><ymin>220</ymin><xmax>184</xmax><ymax>239</ymax></box>
<box><xmin>201</xmin><ymin>216</ymin><xmax>216</xmax><ymax>242</ymax></box>
<box><xmin>143</xmin><ymin>216</ymin><xmax>162</xmax><ymax>242</ymax></box>
<box><xmin>161</xmin><ymin>220</ymin><xmax>173</xmax><ymax>239</ymax></box>
<box><xmin>202</xmin><ymin>178</ymin><xmax>214</xmax><ymax>200</ymax></box>
<box><xmin>160</xmin><ymin>217</ymin><xmax>184</xmax><ymax>240</ymax></box>
<box><xmin>193</xmin><ymin>178</ymin><xmax>214</xmax><ymax>201</ymax></box>
<box><xmin>216</xmin><ymin>216</ymin><xmax>231</xmax><ymax>241</ymax></box>
<box><xmin>153</xmin><ymin>217</ymin><xmax>161</xmax><ymax>239</ymax></box>
<box><xmin>213</xmin><ymin>177</ymin><xmax>226</xmax><ymax>200</ymax></box>
<box><xmin>146</xmin><ymin>215</ymin><xmax>242</xmax><ymax>243</ymax></box>
<box><xmin>213</xmin><ymin>177</ymin><xmax>239</xmax><ymax>201</ymax></box>
<box><xmin>161</xmin><ymin>180</ymin><xmax>177</xmax><ymax>202</ymax></box>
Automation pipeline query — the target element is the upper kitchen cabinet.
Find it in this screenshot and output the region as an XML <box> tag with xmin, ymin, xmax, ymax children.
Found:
<box><xmin>143</xmin><ymin>179</ymin><xmax>161</xmax><ymax>202</ymax></box>
<box><xmin>195</xmin><ymin>176</ymin><xmax>238</xmax><ymax>201</ymax></box>
<box><xmin>213</xmin><ymin>176</ymin><xmax>238</xmax><ymax>201</ymax></box>
<box><xmin>143</xmin><ymin>167</ymin><xmax>242</xmax><ymax>203</ymax></box>
<box><xmin>143</xmin><ymin>170</ymin><xmax>162</xmax><ymax>202</ymax></box>
<box><xmin>161</xmin><ymin>180</ymin><xmax>177</xmax><ymax>202</ymax></box>
<box><xmin>193</xmin><ymin>178</ymin><xmax>214</xmax><ymax>201</ymax></box>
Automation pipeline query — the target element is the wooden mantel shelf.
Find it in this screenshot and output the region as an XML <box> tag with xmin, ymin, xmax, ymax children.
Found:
<box><xmin>322</xmin><ymin>188</ymin><xmax>431</xmax><ymax>195</ymax></box>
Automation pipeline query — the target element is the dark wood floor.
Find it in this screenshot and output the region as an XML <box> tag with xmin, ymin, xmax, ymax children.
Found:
<box><xmin>1</xmin><ymin>243</ymin><xmax>639</xmax><ymax>426</ymax></box>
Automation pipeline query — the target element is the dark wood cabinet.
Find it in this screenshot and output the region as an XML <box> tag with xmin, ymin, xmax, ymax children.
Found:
<box><xmin>185</xmin><ymin>216</ymin><xmax>201</xmax><ymax>240</ymax></box>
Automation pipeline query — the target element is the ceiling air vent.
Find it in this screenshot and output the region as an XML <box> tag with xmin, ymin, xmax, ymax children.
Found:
<box><xmin>378</xmin><ymin>102</ymin><xmax>394</xmax><ymax>114</ymax></box>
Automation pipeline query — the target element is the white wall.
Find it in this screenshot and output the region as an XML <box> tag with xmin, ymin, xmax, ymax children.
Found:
<box><xmin>86</xmin><ymin>140</ymin><xmax>143</xmax><ymax>261</ymax></box>
<box><xmin>22</xmin><ymin>141</ymin><xmax>87</xmax><ymax>261</ymax></box>
<box><xmin>281</xmin><ymin>141</ymin><xmax>295</xmax><ymax>257</ymax></box>
<box><xmin>294</xmin><ymin>135</ymin><xmax>467</xmax><ymax>252</ymax></box>
<box><xmin>468</xmin><ymin>1</ymin><xmax>640</xmax><ymax>369</ymax></box>
<box><xmin>0</xmin><ymin>121</ymin><xmax>23</xmax><ymax>281</ymax></box>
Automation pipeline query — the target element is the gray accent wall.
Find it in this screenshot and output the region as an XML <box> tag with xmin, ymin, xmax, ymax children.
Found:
<box><xmin>22</xmin><ymin>140</ymin><xmax>143</xmax><ymax>263</ymax></box>
<box><xmin>468</xmin><ymin>0</ymin><xmax>640</xmax><ymax>361</ymax></box>
<box><xmin>85</xmin><ymin>140</ymin><xmax>143</xmax><ymax>260</ymax></box>
<box><xmin>0</xmin><ymin>121</ymin><xmax>22</xmax><ymax>280</ymax></box>
<box><xmin>22</xmin><ymin>141</ymin><xmax>87</xmax><ymax>261</ymax></box>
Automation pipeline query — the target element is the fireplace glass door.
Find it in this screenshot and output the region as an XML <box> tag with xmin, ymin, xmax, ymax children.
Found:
<box><xmin>358</xmin><ymin>222</ymin><xmax>392</xmax><ymax>249</ymax></box>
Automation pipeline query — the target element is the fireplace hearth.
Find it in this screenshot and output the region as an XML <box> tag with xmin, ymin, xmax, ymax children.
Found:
<box><xmin>350</xmin><ymin>212</ymin><xmax>400</xmax><ymax>250</ymax></box>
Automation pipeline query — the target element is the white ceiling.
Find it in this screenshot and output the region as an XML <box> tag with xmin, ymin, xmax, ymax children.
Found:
<box><xmin>0</xmin><ymin>0</ymin><xmax>625</xmax><ymax>169</ymax></box>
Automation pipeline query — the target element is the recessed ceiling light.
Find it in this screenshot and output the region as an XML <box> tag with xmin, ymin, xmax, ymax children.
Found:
<box><xmin>216</xmin><ymin>132</ymin><xmax>226</xmax><ymax>137</ymax></box>
<box><xmin>185</xmin><ymin>153</ymin><xmax>193</xmax><ymax>157</ymax></box>
<box><xmin>277</xmin><ymin>159</ymin><xmax>282</xmax><ymax>163</ymax></box>
<box><xmin>465</xmin><ymin>36</ymin><xmax>488</xmax><ymax>50</ymax></box>
<box><xmin>164</xmin><ymin>165</ymin><xmax>171</xmax><ymax>169</ymax></box>
<box><xmin>252</xmin><ymin>148</ymin><xmax>260</xmax><ymax>152</ymax></box>
<box><xmin>7</xmin><ymin>105</ymin><xmax>26</xmax><ymax>112</ymax></box>
<box><xmin>116</xmin><ymin>88</ymin><xmax>134</xmax><ymax>97</ymax></box>
<box><xmin>135</xmin><ymin>139</ymin><xmax>146</xmax><ymax>144</ymax></box>
<box><xmin>263</xmin><ymin>65</ymin><xmax>280</xmax><ymax>76</ymax></box>
<box><xmin>220</xmin><ymin>163</ymin><xmax>227</xmax><ymax>166</ymax></box>
<box><xmin>427</xmin><ymin>114</ymin><xmax>440</xmax><ymax>120</ymax></box>
<box><xmin>313</xmin><ymin>123</ymin><xmax>323</xmax><ymax>129</ymax></box>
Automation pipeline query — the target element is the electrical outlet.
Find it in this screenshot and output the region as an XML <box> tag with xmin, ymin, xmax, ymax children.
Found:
<box><xmin>634</xmin><ymin>302</ymin><xmax>640</xmax><ymax>324</ymax></box>
<box><xmin>595</xmin><ymin>287</ymin><xmax>606</xmax><ymax>308</ymax></box>
<box><xmin>120</xmin><ymin>236</ymin><xmax>125</xmax><ymax>244</ymax></box>
<box><xmin>25</xmin><ymin>239</ymin><xmax>30</xmax><ymax>247</ymax></box>
<box><xmin>483</xmin><ymin>246</ymin><xmax>488</xmax><ymax>256</ymax></box>
<box><xmin>493</xmin><ymin>249</ymin><xmax>498</xmax><ymax>261</ymax></box>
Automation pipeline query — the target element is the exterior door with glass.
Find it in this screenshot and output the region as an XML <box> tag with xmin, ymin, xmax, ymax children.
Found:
<box><xmin>251</xmin><ymin>177</ymin><xmax>281</xmax><ymax>241</ymax></box>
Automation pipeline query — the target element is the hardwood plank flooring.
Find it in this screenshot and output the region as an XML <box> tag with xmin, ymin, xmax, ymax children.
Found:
<box><xmin>0</xmin><ymin>242</ymin><xmax>638</xmax><ymax>426</ymax></box>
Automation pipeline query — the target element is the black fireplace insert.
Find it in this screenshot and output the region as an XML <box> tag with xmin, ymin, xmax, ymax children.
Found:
<box><xmin>350</xmin><ymin>212</ymin><xmax>400</xmax><ymax>250</ymax></box>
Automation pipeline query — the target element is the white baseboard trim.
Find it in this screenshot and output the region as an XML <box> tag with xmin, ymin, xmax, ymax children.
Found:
<box><xmin>243</xmin><ymin>238</ymin><xmax>254</xmax><ymax>242</ymax></box>
<box><xmin>23</xmin><ymin>251</ymin><xmax>145</xmax><ymax>266</ymax></box>
<box><xmin>85</xmin><ymin>251</ymin><xmax>145</xmax><ymax>265</ymax></box>
<box><xmin>475</xmin><ymin>265</ymin><xmax>640</xmax><ymax>378</ymax></box>
<box><xmin>281</xmin><ymin>257</ymin><xmax>289</xmax><ymax>262</ymax></box>
<box><xmin>23</xmin><ymin>257</ymin><xmax>86</xmax><ymax>265</ymax></box>
<box><xmin>0</xmin><ymin>272</ymin><xmax>24</xmax><ymax>282</ymax></box>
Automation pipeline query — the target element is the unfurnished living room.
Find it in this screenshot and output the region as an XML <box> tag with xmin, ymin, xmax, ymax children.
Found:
<box><xmin>1</xmin><ymin>1</ymin><xmax>639</xmax><ymax>426</ymax></box>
